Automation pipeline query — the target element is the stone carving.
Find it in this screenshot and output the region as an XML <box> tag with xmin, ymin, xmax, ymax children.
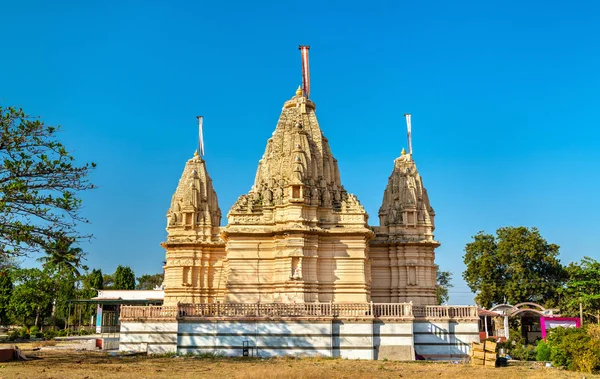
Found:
<box><xmin>162</xmin><ymin>88</ymin><xmax>438</xmax><ymax>307</ymax></box>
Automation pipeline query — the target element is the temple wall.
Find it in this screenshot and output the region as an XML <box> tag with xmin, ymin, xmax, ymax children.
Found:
<box><xmin>413</xmin><ymin>320</ymin><xmax>480</xmax><ymax>359</ymax></box>
<box><xmin>369</xmin><ymin>243</ymin><xmax>437</xmax><ymax>305</ymax></box>
<box><xmin>164</xmin><ymin>245</ymin><xmax>226</xmax><ymax>305</ymax></box>
<box><xmin>223</xmin><ymin>232</ymin><xmax>370</xmax><ymax>304</ymax></box>
<box><xmin>119</xmin><ymin>321</ymin><xmax>177</xmax><ymax>354</ymax></box>
<box><xmin>119</xmin><ymin>317</ymin><xmax>477</xmax><ymax>360</ymax></box>
<box><xmin>120</xmin><ymin>319</ymin><xmax>418</xmax><ymax>359</ymax></box>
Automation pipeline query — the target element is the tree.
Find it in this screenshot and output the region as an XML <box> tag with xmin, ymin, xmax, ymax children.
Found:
<box><xmin>113</xmin><ymin>266</ymin><xmax>135</xmax><ymax>290</ymax></box>
<box><xmin>463</xmin><ymin>226</ymin><xmax>565</xmax><ymax>308</ymax></box>
<box><xmin>0</xmin><ymin>271</ymin><xmax>13</xmax><ymax>325</ymax></box>
<box><xmin>136</xmin><ymin>273</ymin><xmax>164</xmax><ymax>290</ymax></box>
<box><xmin>9</xmin><ymin>268</ymin><xmax>54</xmax><ymax>327</ymax></box>
<box><xmin>82</xmin><ymin>269</ymin><xmax>103</xmax><ymax>293</ymax></box>
<box><xmin>79</xmin><ymin>268</ymin><xmax>103</xmax><ymax>322</ymax></box>
<box><xmin>0</xmin><ymin>106</ymin><xmax>95</xmax><ymax>258</ymax></box>
<box><xmin>38</xmin><ymin>235</ymin><xmax>88</xmax><ymax>276</ymax></box>
<box><xmin>435</xmin><ymin>265</ymin><xmax>453</xmax><ymax>305</ymax></box>
<box><xmin>559</xmin><ymin>257</ymin><xmax>600</xmax><ymax>322</ymax></box>
<box><xmin>102</xmin><ymin>273</ymin><xmax>114</xmax><ymax>289</ymax></box>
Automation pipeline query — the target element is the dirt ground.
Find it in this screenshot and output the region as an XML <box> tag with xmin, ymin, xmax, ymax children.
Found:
<box><xmin>0</xmin><ymin>349</ymin><xmax>598</xmax><ymax>379</ymax></box>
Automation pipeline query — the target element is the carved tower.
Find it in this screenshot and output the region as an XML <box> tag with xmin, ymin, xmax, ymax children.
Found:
<box><xmin>370</xmin><ymin>149</ymin><xmax>438</xmax><ymax>305</ymax></box>
<box><xmin>222</xmin><ymin>87</ymin><xmax>373</xmax><ymax>303</ymax></box>
<box><xmin>162</xmin><ymin>152</ymin><xmax>226</xmax><ymax>305</ymax></box>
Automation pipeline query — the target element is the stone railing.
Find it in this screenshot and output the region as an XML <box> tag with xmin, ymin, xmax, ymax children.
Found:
<box><xmin>121</xmin><ymin>305</ymin><xmax>178</xmax><ymax>320</ymax></box>
<box><xmin>120</xmin><ymin>303</ymin><xmax>476</xmax><ymax>321</ymax></box>
<box><xmin>412</xmin><ymin>305</ymin><xmax>478</xmax><ymax>319</ymax></box>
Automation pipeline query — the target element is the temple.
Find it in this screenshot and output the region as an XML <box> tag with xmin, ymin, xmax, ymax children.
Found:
<box><xmin>162</xmin><ymin>87</ymin><xmax>437</xmax><ymax>306</ymax></box>
<box><xmin>120</xmin><ymin>50</ymin><xmax>479</xmax><ymax>360</ymax></box>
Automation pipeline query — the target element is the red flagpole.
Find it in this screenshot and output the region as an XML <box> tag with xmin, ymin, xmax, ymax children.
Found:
<box><xmin>298</xmin><ymin>45</ymin><xmax>311</xmax><ymax>98</ymax></box>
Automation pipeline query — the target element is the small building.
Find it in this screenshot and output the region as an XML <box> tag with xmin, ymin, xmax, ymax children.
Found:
<box><xmin>75</xmin><ymin>290</ymin><xmax>164</xmax><ymax>333</ymax></box>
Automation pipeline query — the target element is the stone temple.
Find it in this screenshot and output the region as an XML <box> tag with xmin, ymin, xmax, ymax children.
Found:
<box><xmin>162</xmin><ymin>86</ymin><xmax>438</xmax><ymax>306</ymax></box>
<box><xmin>119</xmin><ymin>58</ymin><xmax>479</xmax><ymax>359</ymax></box>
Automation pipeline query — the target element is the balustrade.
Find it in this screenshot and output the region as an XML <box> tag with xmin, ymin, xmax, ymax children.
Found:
<box><xmin>120</xmin><ymin>303</ymin><xmax>477</xmax><ymax>321</ymax></box>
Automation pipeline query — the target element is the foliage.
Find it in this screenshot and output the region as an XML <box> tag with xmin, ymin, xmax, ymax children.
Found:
<box><xmin>559</xmin><ymin>256</ymin><xmax>600</xmax><ymax>322</ymax></box>
<box><xmin>38</xmin><ymin>236</ymin><xmax>87</xmax><ymax>276</ymax></box>
<box><xmin>0</xmin><ymin>271</ymin><xmax>13</xmax><ymax>325</ymax></box>
<box><xmin>136</xmin><ymin>273</ymin><xmax>164</xmax><ymax>290</ymax></box>
<box><xmin>8</xmin><ymin>268</ymin><xmax>54</xmax><ymax>327</ymax></box>
<box><xmin>103</xmin><ymin>273</ymin><xmax>114</xmax><ymax>289</ymax></box>
<box><xmin>509</xmin><ymin>343</ymin><xmax>536</xmax><ymax>361</ymax></box>
<box><xmin>113</xmin><ymin>266</ymin><xmax>135</xmax><ymax>290</ymax></box>
<box><xmin>535</xmin><ymin>339</ymin><xmax>551</xmax><ymax>361</ymax></box>
<box><xmin>545</xmin><ymin>325</ymin><xmax>600</xmax><ymax>373</ymax></box>
<box><xmin>462</xmin><ymin>226</ymin><xmax>565</xmax><ymax>308</ymax></box>
<box><xmin>79</xmin><ymin>268</ymin><xmax>103</xmax><ymax>322</ymax></box>
<box><xmin>434</xmin><ymin>265</ymin><xmax>452</xmax><ymax>304</ymax></box>
<box><xmin>43</xmin><ymin>328</ymin><xmax>57</xmax><ymax>340</ymax></box>
<box><xmin>0</xmin><ymin>105</ymin><xmax>95</xmax><ymax>258</ymax></box>
<box><xmin>82</xmin><ymin>269</ymin><xmax>103</xmax><ymax>292</ymax></box>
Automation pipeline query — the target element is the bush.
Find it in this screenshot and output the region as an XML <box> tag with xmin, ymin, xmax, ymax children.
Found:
<box><xmin>43</xmin><ymin>329</ymin><xmax>58</xmax><ymax>340</ymax></box>
<box><xmin>57</xmin><ymin>329</ymin><xmax>68</xmax><ymax>337</ymax></box>
<box><xmin>7</xmin><ymin>330</ymin><xmax>18</xmax><ymax>341</ymax></box>
<box><xmin>545</xmin><ymin>325</ymin><xmax>600</xmax><ymax>373</ymax></box>
<box><xmin>29</xmin><ymin>326</ymin><xmax>43</xmax><ymax>338</ymax></box>
<box><xmin>18</xmin><ymin>327</ymin><xmax>30</xmax><ymax>340</ymax></box>
<box><xmin>510</xmin><ymin>343</ymin><xmax>536</xmax><ymax>361</ymax></box>
<box><xmin>535</xmin><ymin>339</ymin><xmax>551</xmax><ymax>361</ymax></box>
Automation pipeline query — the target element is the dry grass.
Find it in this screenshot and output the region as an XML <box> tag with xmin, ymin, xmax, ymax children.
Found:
<box><xmin>29</xmin><ymin>340</ymin><xmax>57</xmax><ymax>348</ymax></box>
<box><xmin>0</xmin><ymin>350</ymin><xmax>598</xmax><ymax>379</ymax></box>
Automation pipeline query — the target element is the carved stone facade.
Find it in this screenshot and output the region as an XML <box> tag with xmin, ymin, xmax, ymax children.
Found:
<box><xmin>371</xmin><ymin>150</ymin><xmax>438</xmax><ymax>304</ymax></box>
<box><xmin>163</xmin><ymin>88</ymin><xmax>438</xmax><ymax>306</ymax></box>
<box><xmin>162</xmin><ymin>153</ymin><xmax>226</xmax><ymax>304</ymax></box>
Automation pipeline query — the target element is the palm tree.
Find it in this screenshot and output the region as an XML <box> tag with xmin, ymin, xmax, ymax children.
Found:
<box><xmin>38</xmin><ymin>236</ymin><xmax>87</xmax><ymax>277</ymax></box>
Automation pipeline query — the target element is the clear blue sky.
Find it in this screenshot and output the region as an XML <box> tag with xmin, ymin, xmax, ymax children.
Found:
<box><xmin>2</xmin><ymin>1</ymin><xmax>599</xmax><ymax>305</ymax></box>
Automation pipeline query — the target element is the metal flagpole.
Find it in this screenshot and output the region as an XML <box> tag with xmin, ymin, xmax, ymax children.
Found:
<box><xmin>197</xmin><ymin>116</ymin><xmax>204</xmax><ymax>156</ymax></box>
<box><xmin>298</xmin><ymin>45</ymin><xmax>311</xmax><ymax>98</ymax></box>
<box><xmin>404</xmin><ymin>114</ymin><xmax>412</xmax><ymax>156</ymax></box>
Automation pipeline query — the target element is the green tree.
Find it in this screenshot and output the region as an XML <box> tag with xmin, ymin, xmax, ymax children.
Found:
<box><xmin>463</xmin><ymin>226</ymin><xmax>565</xmax><ymax>308</ymax></box>
<box><xmin>113</xmin><ymin>266</ymin><xmax>135</xmax><ymax>290</ymax></box>
<box><xmin>136</xmin><ymin>273</ymin><xmax>164</xmax><ymax>290</ymax></box>
<box><xmin>79</xmin><ymin>268</ymin><xmax>103</xmax><ymax>322</ymax></box>
<box><xmin>559</xmin><ymin>257</ymin><xmax>600</xmax><ymax>322</ymax></box>
<box><xmin>0</xmin><ymin>271</ymin><xmax>13</xmax><ymax>325</ymax></box>
<box><xmin>435</xmin><ymin>265</ymin><xmax>453</xmax><ymax>305</ymax></box>
<box><xmin>0</xmin><ymin>105</ymin><xmax>95</xmax><ymax>258</ymax></box>
<box><xmin>38</xmin><ymin>235</ymin><xmax>88</xmax><ymax>276</ymax></box>
<box><xmin>102</xmin><ymin>273</ymin><xmax>114</xmax><ymax>289</ymax></box>
<box><xmin>82</xmin><ymin>269</ymin><xmax>103</xmax><ymax>294</ymax></box>
<box><xmin>9</xmin><ymin>268</ymin><xmax>54</xmax><ymax>327</ymax></box>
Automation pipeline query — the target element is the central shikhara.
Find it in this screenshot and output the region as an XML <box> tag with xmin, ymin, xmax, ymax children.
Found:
<box><xmin>162</xmin><ymin>87</ymin><xmax>438</xmax><ymax>306</ymax></box>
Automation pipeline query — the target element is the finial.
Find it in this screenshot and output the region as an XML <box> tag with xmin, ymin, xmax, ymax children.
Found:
<box><xmin>194</xmin><ymin>150</ymin><xmax>199</xmax><ymax>157</ymax></box>
<box><xmin>296</xmin><ymin>85</ymin><xmax>303</xmax><ymax>96</ymax></box>
<box><xmin>401</xmin><ymin>148</ymin><xmax>406</xmax><ymax>156</ymax></box>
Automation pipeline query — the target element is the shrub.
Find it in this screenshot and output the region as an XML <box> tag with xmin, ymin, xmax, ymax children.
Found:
<box><xmin>510</xmin><ymin>344</ymin><xmax>536</xmax><ymax>361</ymax></box>
<box><xmin>7</xmin><ymin>330</ymin><xmax>18</xmax><ymax>341</ymax></box>
<box><xmin>535</xmin><ymin>339</ymin><xmax>551</xmax><ymax>361</ymax></box>
<box><xmin>545</xmin><ymin>325</ymin><xmax>600</xmax><ymax>373</ymax></box>
<box><xmin>43</xmin><ymin>329</ymin><xmax>58</xmax><ymax>340</ymax></box>
<box><xmin>18</xmin><ymin>327</ymin><xmax>30</xmax><ymax>340</ymax></box>
<box><xmin>57</xmin><ymin>329</ymin><xmax>68</xmax><ymax>337</ymax></box>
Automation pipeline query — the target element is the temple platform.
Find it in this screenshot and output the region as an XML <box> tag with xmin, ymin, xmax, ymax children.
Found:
<box><xmin>118</xmin><ymin>303</ymin><xmax>478</xmax><ymax>360</ymax></box>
